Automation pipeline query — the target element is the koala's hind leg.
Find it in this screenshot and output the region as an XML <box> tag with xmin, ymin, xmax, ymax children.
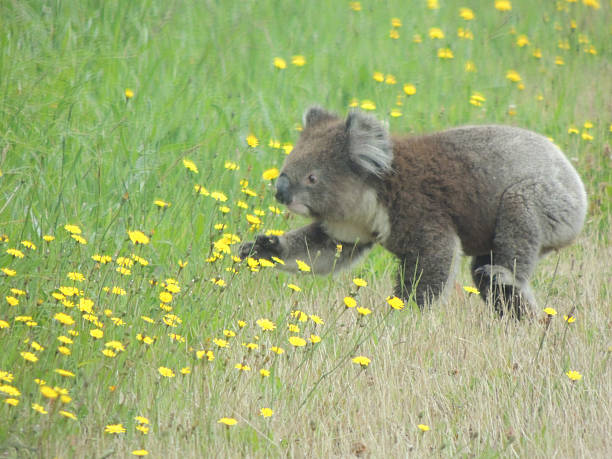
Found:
<box><xmin>474</xmin><ymin>188</ymin><xmax>541</xmax><ymax>318</ymax></box>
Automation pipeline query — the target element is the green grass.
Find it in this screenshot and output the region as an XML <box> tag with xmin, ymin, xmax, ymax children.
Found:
<box><xmin>1</xmin><ymin>0</ymin><xmax>611</xmax><ymax>457</ymax></box>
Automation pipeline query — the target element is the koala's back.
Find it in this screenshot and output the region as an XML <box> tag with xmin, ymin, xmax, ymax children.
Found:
<box><xmin>387</xmin><ymin>125</ymin><xmax>587</xmax><ymax>256</ymax></box>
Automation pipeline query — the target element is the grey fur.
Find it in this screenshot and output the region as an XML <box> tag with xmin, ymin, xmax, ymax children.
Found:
<box><xmin>346</xmin><ymin>110</ymin><xmax>393</xmax><ymax>177</ymax></box>
<box><xmin>240</xmin><ymin>109</ymin><xmax>587</xmax><ymax>318</ymax></box>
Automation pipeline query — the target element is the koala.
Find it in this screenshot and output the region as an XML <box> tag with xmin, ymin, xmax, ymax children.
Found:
<box><xmin>240</xmin><ymin>107</ymin><xmax>587</xmax><ymax>317</ymax></box>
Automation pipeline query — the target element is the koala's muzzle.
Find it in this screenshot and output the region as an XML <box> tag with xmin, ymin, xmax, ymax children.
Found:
<box><xmin>275</xmin><ymin>173</ymin><xmax>291</xmax><ymax>204</ymax></box>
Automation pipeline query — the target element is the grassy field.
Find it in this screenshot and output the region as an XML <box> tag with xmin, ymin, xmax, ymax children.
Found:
<box><xmin>1</xmin><ymin>0</ymin><xmax>611</xmax><ymax>457</ymax></box>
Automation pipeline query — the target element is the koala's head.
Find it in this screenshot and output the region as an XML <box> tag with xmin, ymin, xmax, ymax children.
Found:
<box><xmin>275</xmin><ymin>106</ymin><xmax>393</xmax><ymax>221</ymax></box>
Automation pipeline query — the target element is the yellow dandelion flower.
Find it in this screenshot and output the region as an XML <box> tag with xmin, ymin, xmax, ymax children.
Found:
<box><xmin>273</xmin><ymin>57</ymin><xmax>287</xmax><ymax>69</ymax></box>
<box><xmin>418</xmin><ymin>424</ymin><xmax>430</xmax><ymax>432</ymax></box>
<box><xmin>292</xmin><ymin>55</ymin><xmax>306</xmax><ymax>66</ymax></box>
<box><xmin>352</xmin><ymin>356</ymin><xmax>371</xmax><ymax>367</ymax></box>
<box><xmin>310</xmin><ymin>314</ymin><xmax>324</xmax><ymax>325</ymax></box>
<box><xmin>543</xmin><ymin>307</ymin><xmax>557</xmax><ymax>316</ymax></box>
<box><xmin>463</xmin><ymin>286</ymin><xmax>480</xmax><ymax>294</ymax></box>
<box><xmin>470</xmin><ymin>92</ymin><xmax>486</xmax><ymax>106</ymax></box>
<box><xmin>90</xmin><ymin>329</ymin><xmax>104</xmax><ymax>339</ymax></box>
<box><xmin>125</xmin><ymin>88</ymin><xmax>134</xmax><ymax>99</ymax></box>
<box><xmin>2</xmin><ymin>268</ymin><xmax>17</xmax><ymax>276</ymax></box>
<box><xmin>506</xmin><ymin>70</ymin><xmax>522</xmax><ymax>82</ymax></box>
<box><xmin>64</xmin><ymin>224</ymin><xmax>82</xmax><ymax>234</ymax></box>
<box><xmin>287</xmin><ymin>283</ymin><xmax>301</xmax><ymax>292</ymax></box>
<box><xmin>58</xmin><ymin>410</ymin><xmax>77</xmax><ymax>420</ymax></box>
<box><xmin>5</xmin><ymin>398</ymin><xmax>19</xmax><ymax>406</ymax></box>
<box><xmin>555</xmin><ymin>56</ymin><xmax>565</xmax><ymax>66</ymax></box>
<box><xmin>390</xmin><ymin>109</ymin><xmax>402</xmax><ymax>118</ymax></box>
<box><xmin>213</xmin><ymin>338</ymin><xmax>229</xmax><ymax>348</ymax></box>
<box><xmin>403</xmin><ymin>83</ymin><xmax>416</xmax><ymax>96</ymax></box>
<box><xmin>373</xmin><ymin>71</ymin><xmax>384</xmax><ymax>83</ymax></box>
<box><xmin>427</xmin><ymin>0</ymin><xmax>439</xmax><ymax>9</ymax></box>
<box><xmin>182</xmin><ymin>159</ymin><xmax>199</xmax><ymax>173</ymax></box>
<box><xmin>32</xmin><ymin>403</ymin><xmax>48</xmax><ymax>414</ymax></box>
<box><xmin>54</xmin><ymin>312</ymin><xmax>75</xmax><ymax>325</ymax></box>
<box><xmin>289</xmin><ymin>336</ymin><xmax>307</xmax><ymax>347</ymax></box>
<box><xmin>256</xmin><ymin>318</ymin><xmax>276</xmax><ymax>331</ymax></box>
<box><xmin>459</xmin><ymin>7</ymin><xmax>474</xmax><ymax>20</ymax></box>
<box><xmin>132</xmin><ymin>450</ymin><xmax>149</xmax><ymax>456</ymax></box>
<box><xmin>154</xmin><ymin>199</ymin><xmax>171</xmax><ymax>208</ymax></box>
<box><xmin>292</xmin><ymin>310</ymin><xmax>308</xmax><ymax>322</ymax></box>
<box><xmin>391</xmin><ymin>17</ymin><xmax>402</xmax><ymax>27</ymax></box>
<box><xmin>158</xmin><ymin>366</ymin><xmax>175</xmax><ymax>378</ymax></box>
<box><xmin>43</xmin><ymin>235</ymin><xmax>55</xmax><ymax>242</ymax></box>
<box><xmin>428</xmin><ymin>27</ymin><xmax>445</xmax><ymax>39</ymax></box>
<box><xmin>387</xmin><ymin>296</ymin><xmax>405</xmax><ymax>310</ymax></box>
<box><xmin>159</xmin><ymin>291</ymin><xmax>173</xmax><ymax>303</ymax></box>
<box><xmin>0</xmin><ymin>320</ymin><xmax>9</xmax><ymax>329</ymax></box>
<box><xmin>54</xmin><ymin>369</ymin><xmax>75</xmax><ymax>378</ymax></box>
<box><xmin>288</xmin><ymin>324</ymin><xmax>300</xmax><ymax>333</ymax></box>
<box><xmin>295</xmin><ymin>259</ymin><xmax>311</xmax><ymax>272</ymax></box>
<box><xmin>271</xmin><ymin>346</ymin><xmax>285</xmax><ymax>355</ymax></box>
<box><xmin>71</xmin><ymin>234</ymin><xmax>87</xmax><ymax>244</ymax></box>
<box><xmin>105</xmin><ymin>341</ymin><xmax>125</xmax><ymax>352</ymax></box>
<box><xmin>6</xmin><ymin>296</ymin><xmax>18</xmax><ymax>306</ymax></box>
<box><xmin>135</xmin><ymin>416</ymin><xmax>150</xmax><ymax>425</ymax></box>
<box><xmin>218</xmin><ymin>417</ymin><xmax>237</xmax><ymax>426</ymax></box>
<box><xmin>310</xmin><ymin>334</ymin><xmax>321</xmax><ymax>344</ymax></box>
<box><xmin>581</xmin><ymin>131</ymin><xmax>593</xmax><ymax>141</ymax></box>
<box><xmin>211</xmin><ymin>191</ymin><xmax>228</xmax><ymax>202</ymax></box>
<box><xmin>40</xmin><ymin>385</ymin><xmax>59</xmax><ymax>399</ymax></box>
<box><xmin>564</xmin><ymin>315</ymin><xmax>576</xmax><ymax>323</ymax></box>
<box><xmin>262</xmin><ymin>168</ymin><xmax>280</xmax><ymax>180</ymax></box>
<box><xmin>566</xmin><ymin>370</ymin><xmax>582</xmax><ymax>381</ymax></box>
<box><xmin>260</xmin><ymin>369</ymin><xmax>270</xmax><ymax>377</ymax></box>
<box><xmin>6</xmin><ymin>248</ymin><xmax>24</xmax><ymax>258</ymax></box>
<box><xmin>58</xmin><ymin>346</ymin><xmax>71</xmax><ymax>355</ymax></box>
<box><xmin>235</xmin><ymin>363</ymin><xmax>251</xmax><ymax>371</ymax></box>
<box><xmin>105</xmin><ymin>423</ymin><xmax>127</xmax><ymax>434</ymax></box>
<box><xmin>357</xmin><ymin>307</ymin><xmax>372</xmax><ymax>316</ymax></box>
<box><xmin>494</xmin><ymin>1</ymin><xmax>512</xmax><ymax>11</ymax></box>
<box><xmin>128</xmin><ymin>230</ymin><xmax>149</xmax><ymax>245</ymax></box>
<box><xmin>516</xmin><ymin>34</ymin><xmax>530</xmax><ymax>47</ymax></box>
<box><xmin>437</xmin><ymin>48</ymin><xmax>454</xmax><ymax>59</ymax></box>
<box><xmin>0</xmin><ymin>384</ymin><xmax>20</xmax><ymax>396</ymax></box>
<box><xmin>67</xmin><ymin>271</ymin><xmax>85</xmax><ymax>282</ymax></box>
<box><xmin>21</xmin><ymin>240</ymin><xmax>36</xmax><ymax>250</ymax></box>
<box><xmin>224</xmin><ymin>160</ymin><xmax>239</xmax><ymax>170</ymax></box>
<box><xmin>353</xmin><ymin>278</ymin><xmax>367</xmax><ymax>287</ymax></box>
<box><xmin>360</xmin><ymin>100</ymin><xmax>376</xmax><ymax>111</ymax></box>
<box><xmin>344</xmin><ymin>296</ymin><xmax>357</xmax><ymax>308</ymax></box>
<box><xmin>260</xmin><ymin>407</ymin><xmax>274</xmax><ymax>418</ymax></box>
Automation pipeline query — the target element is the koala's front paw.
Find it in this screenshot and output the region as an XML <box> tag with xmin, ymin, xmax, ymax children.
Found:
<box><xmin>239</xmin><ymin>235</ymin><xmax>281</xmax><ymax>260</ymax></box>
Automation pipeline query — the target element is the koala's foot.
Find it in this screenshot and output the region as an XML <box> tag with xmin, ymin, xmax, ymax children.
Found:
<box><xmin>238</xmin><ymin>235</ymin><xmax>282</xmax><ymax>261</ymax></box>
<box><xmin>473</xmin><ymin>264</ymin><xmax>536</xmax><ymax>319</ymax></box>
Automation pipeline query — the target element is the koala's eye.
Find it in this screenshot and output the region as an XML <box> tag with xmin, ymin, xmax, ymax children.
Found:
<box><xmin>307</xmin><ymin>173</ymin><xmax>317</xmax><ymax>185</ymax></box>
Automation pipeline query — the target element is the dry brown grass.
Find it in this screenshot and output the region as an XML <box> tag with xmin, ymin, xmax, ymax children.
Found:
<box><xmin>89</xmin><ymin>220</ymin><xmax>608</xmax><ymax>459</ymax></box>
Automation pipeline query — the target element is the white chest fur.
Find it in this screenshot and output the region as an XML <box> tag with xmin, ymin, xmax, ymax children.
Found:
<box><xmin>322</xmin><ymin>189</ymin><xmax>390</xmax><ymax>244</ymax></box>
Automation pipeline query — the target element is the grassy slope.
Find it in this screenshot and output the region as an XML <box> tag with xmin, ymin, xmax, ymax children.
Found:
<box><xmin>0</xmin><ymin>0</ymin><xmax>611</xmax><ymax>457</ymax></box>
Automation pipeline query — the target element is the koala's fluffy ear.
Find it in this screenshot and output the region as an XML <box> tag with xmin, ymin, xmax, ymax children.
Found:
<box><xmin>303</xmin><ymin>106</ymin><xmax>337</xmax><ymax>129</ymax></box>
<box><xmin>345</xmin><ymin>110</ymin><xmax>393</xmax><ymax>177</ymax></box>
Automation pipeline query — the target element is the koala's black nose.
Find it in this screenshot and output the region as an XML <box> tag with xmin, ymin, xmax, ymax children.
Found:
<box><xmin>275</xmin><ymin>173</ymin><xmax>291</xmax><ymax>204</ymax></box>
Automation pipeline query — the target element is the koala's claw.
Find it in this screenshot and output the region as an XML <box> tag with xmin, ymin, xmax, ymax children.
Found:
<box><xmin>239</xmin><ymin>235</ymin><xmax>281</xmax><ymax>260</ymax></box>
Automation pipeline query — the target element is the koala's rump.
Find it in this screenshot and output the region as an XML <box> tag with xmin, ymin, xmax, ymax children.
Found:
<box><xmin>386</xmin><ymin>125</ymin><xmax>585</xmax><ymax>256</ymax></box>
